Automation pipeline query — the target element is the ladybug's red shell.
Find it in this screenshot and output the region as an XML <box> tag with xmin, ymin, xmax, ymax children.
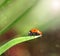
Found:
<box><xmin>28</xmin><ymin>29</ymin><xmax>42</xmax><ymax>36</ymax></box>
<box><xmin>30</xmin><ymin>29</ymin><xmax>42</xmax><ymax>35</ymax></box>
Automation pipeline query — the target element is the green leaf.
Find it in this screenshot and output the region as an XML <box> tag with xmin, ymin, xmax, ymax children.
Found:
<box><xmin>0</xmin><ymin>36</ymin><xmax>40</xmax><ymax>55</ymax></box>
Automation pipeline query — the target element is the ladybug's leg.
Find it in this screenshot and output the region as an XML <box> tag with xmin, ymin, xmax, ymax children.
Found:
<box><xmin>28</xmin><ymin>32</ymin><xmax>40</xmax><ymax>36</ymax></box>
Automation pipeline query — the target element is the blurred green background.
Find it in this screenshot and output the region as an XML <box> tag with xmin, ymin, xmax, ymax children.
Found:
<box><xmin>0</xmin><ymin>0</ymin><xmax>60</xmax><ymax>36</ymax></box>
<box><xmin>0</xmin><ymin>0</ymin><xmax>60</xmax><ymax>56</ymax></box>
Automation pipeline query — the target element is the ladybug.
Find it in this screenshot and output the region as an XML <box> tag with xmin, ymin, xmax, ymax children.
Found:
<box><xmin>28</xmin><ymin>29</ymin><xmax>42</xmax><ymax>36</ymax></box>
